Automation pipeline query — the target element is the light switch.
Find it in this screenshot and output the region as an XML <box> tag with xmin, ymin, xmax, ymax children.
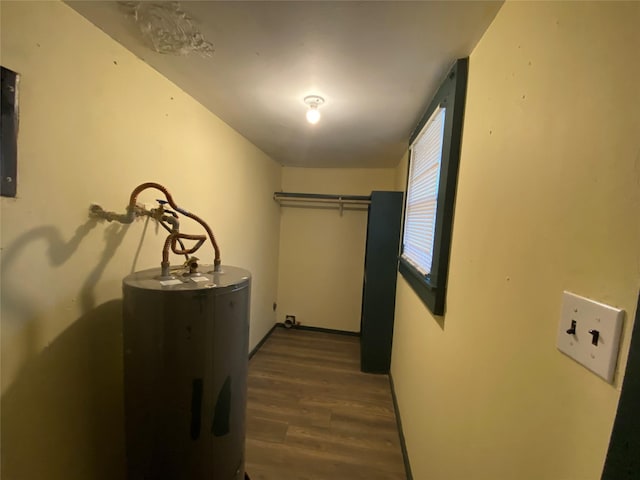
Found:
<box><xmin>556</xmin><ymin>291</ymin><xmax>624</xmax><ymax>383</ymax></box>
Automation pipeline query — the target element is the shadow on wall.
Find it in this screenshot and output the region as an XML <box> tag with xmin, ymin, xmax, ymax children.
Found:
<box><xmin>1</xmin><ymin>218</ymin><xmax>132</xmax><ymax>478</ymax></box>
<box><xmin>1</xmin><ymin>299</ymin><xmax>126</xmax><ymax>479</ymax></box>
<box><xmin>1</xmin><ymin>219</ymin><xmax>129</xmax><ymax>373</ymax></box>
<box><xmin>1</xmin><ymin>219</ymin><xmax>130</xmax><ymax>314</ymax></box>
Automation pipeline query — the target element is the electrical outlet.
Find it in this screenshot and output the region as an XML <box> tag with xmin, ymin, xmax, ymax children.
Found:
<box><xmin>557</xmin><ymin>291</ymin><xmax>624</xmax><ymax>383</ymax></box>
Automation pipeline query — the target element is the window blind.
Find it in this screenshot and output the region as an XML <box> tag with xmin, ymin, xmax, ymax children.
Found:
<box><xmin>401</xmin><ymin>106</ymin><xmax>446</xmax><ymax>276</ymax></box>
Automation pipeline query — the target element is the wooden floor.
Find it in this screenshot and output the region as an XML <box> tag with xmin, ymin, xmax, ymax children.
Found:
<box><xmin>245</xmin><ymin>327</ymin><xmax>407</xmax><ymax>480</ymax></box>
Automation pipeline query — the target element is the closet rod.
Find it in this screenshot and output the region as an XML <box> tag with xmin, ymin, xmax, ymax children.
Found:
<box><xmin>273</xmin><ymin>191</ymin><xmax>371</xmax><ymax>205</ymax></box>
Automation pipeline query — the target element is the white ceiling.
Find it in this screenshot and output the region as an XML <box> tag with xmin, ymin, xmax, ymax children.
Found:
<box><xmin>67</xmin><ymin>1</ymin><xmax>503</xmax><ymax>168</ymax></box>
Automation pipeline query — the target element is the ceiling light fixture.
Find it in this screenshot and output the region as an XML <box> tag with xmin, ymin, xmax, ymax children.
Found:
<box><xmin>304</xmin><ymin>95</ymin><xmax>324</xmax><ymax>124</ymax></box>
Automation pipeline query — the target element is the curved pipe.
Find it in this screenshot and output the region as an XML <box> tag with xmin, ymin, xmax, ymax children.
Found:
<box><xmin>159</xmin><ymin>233</ymin><xmax>205</xmax><ymax>276</ymax></box>
<box><xmin>128</xmin><ymin>182</ymin><xmax>222</xmax><ymax>270</ymax></box>
<box><xmin>172</xmin><ymin>233</ymin><xmax>206</xmax><ymax>255</ymax></box>
<box><xmin>158</xmin><ymin>218</ymin><xmax>189</xmax><ymax>262</ymax></box>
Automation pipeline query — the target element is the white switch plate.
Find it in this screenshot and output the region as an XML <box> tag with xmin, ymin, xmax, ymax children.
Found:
<box><xmin>557</xmin><ymin>291</ymin><xmax>624</xmax><ymax>383</ymax></box>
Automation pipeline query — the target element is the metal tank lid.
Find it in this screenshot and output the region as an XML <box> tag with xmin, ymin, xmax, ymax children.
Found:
<box><xmin>122</xmin><ymin>265</ymin><xmax>251</xmax><ymax>292</ymax></box>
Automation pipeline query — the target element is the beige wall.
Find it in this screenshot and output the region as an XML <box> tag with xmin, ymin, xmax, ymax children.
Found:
<box><xmin>277</xmin><ymin>167</ymin><xmax>395</xmax><ymax>331</ymax></box>
<box><xmin>391</xmin><ymin>2</ymin><xmax>640</xmax><ymax>480</ymax></box>
<box><xmin>0</xmin><ymin>2</ymin><xmax>281</xmax><ymax>478</ymax></box>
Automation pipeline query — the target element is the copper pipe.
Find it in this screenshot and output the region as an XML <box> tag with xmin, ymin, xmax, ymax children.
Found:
<box><xmin>171</xmin><ymin>233</ymin><xmax>206</xmax><ymax>255</ymax></box>
<box><xmin>158</xmin><ymin>218</ymin><xmax>189</xmax><ymax>262</ymax></box>
<box><xmin>128</xmin><ymin>182</ymin><xmax>221</xmax><ymax>267</ymax></box>
<box><xmin>159</xmin><ymin>231</ymin><xmax>205</xmax><ymax>277</ymax></box>
<box><xmin>161</xmin><ymin>233</ymin><xmax>176</xmax><ymax>277</ymax></box>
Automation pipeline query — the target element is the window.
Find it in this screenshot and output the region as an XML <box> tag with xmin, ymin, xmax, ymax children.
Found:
<box><xmin>402</xmin><ymin>106</ymin><xmax>446</xmax><ymax>276</ymax></box>
<box><xmin>399</xmin><ymin>58</ymin><xmax>468</xmax><ymax>315</ymax></box>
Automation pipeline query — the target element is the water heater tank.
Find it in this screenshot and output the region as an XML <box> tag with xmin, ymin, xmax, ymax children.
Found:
<box><xmin>122</xmin><ymin>265</ymin><xmax>251</xmax><ymax>479</ymax></box>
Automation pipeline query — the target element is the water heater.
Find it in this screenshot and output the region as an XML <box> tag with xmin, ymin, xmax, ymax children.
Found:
<box><xmin>91</xmin><ymin>182</ymin><xmax>251</xmax><ymax>478</ymax></box>
<box><xmin>123</xmin><ymin>265</ymin><xmax>251</xmax><ymax>479</ymax></box>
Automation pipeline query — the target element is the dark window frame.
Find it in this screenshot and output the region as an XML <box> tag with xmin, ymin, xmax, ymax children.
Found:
<box><xmin>1</xmin><ymin>66</ymin><xmax>19</xmax><ymax>198</ymax></box>
<box><xmin>399</xmin><ymin>58</ymin><xmax>468</xmax><ymax>316</ymax></box>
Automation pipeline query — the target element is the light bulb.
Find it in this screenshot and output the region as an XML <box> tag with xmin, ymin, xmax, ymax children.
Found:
<box><xmin>306</xmin><ymin>107</ymin><xmax>321</xmax><ymax>124</ymax></box>
<box><xmin>303</xmin><ymin>95</ymin><xmax>324</xmax><ymax>124</ymax></box>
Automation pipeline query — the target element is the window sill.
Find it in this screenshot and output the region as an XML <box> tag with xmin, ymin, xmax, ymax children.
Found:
<box><xmin>398</xmin><ymin>257</ymin><xmax>445</xmax><ymax>316</ymax></box>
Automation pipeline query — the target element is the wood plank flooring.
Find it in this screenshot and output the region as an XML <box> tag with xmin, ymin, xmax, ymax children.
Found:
<box><xmin>245</xmin><ymin>327</ymin><xmax>406</xmax><ymax>480</ymax></box>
